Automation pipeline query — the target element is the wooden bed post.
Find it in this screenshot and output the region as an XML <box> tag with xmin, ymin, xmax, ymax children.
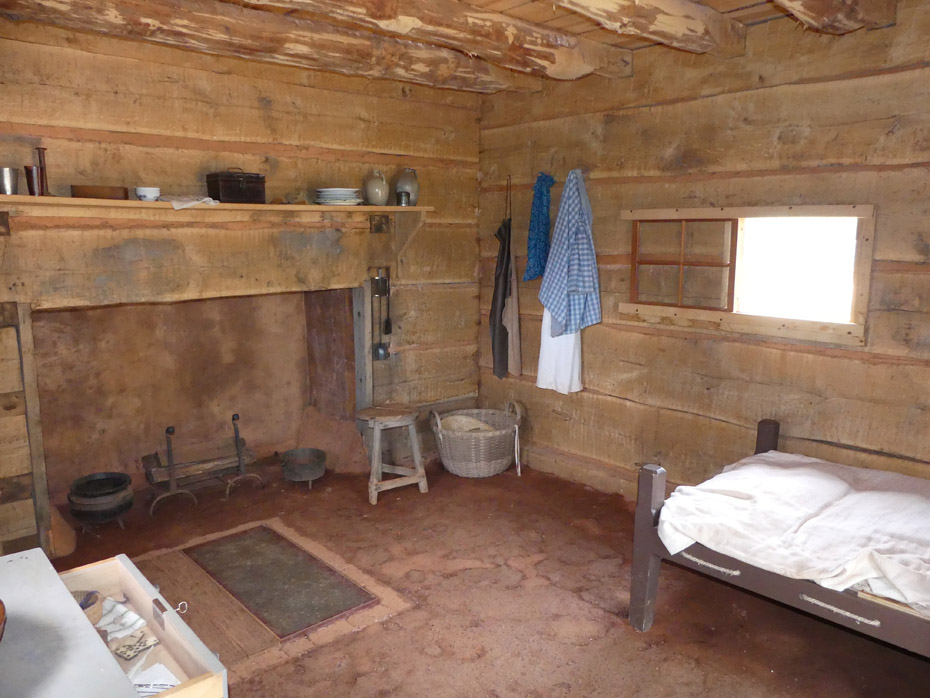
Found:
<box><xmin>629</xmin><ymin>464</ymin><xmax>666</xmax><ymax>632</ymax></box>
<box><xmin>755</xmin><ymin>419</ymin><xmax>780</xmax><ymax>454</ymax></box>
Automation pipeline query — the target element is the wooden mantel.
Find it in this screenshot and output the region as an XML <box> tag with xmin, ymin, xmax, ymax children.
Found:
<box><xmin>0</xmin><ymin>196</ymin><xmax>431</xmax><ymax>310</ymax></box>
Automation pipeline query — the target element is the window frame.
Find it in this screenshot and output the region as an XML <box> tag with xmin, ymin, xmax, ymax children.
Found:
<box><xmin>619</xmin><ymin>205</ymin><xmax>875</xmax><ymax>346</ymax></box>
<box><xmin>631</xmin><ymin>218</ymin><xmax>738</xmax><ymax>311</ymax></box>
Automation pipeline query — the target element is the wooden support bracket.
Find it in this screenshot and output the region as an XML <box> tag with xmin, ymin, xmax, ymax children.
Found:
<box><xmin>395</xmin><ymin>210</ymin><xmax>428</xmax><ymax>259</ymax></box>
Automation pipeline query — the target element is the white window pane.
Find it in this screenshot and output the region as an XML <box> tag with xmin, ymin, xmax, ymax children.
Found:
<box><xmin>734</xmin><ymin>217</ymin><xmax>857</xmax><ymax>323</ymax></box>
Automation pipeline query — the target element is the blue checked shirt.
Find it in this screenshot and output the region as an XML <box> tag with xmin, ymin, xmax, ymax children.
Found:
<box><xmin>538</xmin><ymin>169</ymin><xmax>601</xmax><ymax>336</ymax></box>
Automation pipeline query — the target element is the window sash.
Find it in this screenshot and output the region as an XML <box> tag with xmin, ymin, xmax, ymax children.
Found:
<box><xmin>631</xmin><ymin>218</ymin><xmax>738</xmax><ymax>311</ymax></box>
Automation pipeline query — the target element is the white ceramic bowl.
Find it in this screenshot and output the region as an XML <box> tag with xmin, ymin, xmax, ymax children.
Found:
<box><xmin>135</xmin><ymin>186</ymin><xmax>160</xmax><ymax>202</ymax></box>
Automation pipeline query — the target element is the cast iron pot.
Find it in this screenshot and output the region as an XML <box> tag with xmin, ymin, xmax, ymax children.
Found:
<box><xmin>68</xmin><ymin>472</ymin><xmax>133</xmax><ymax>523</ymax></box>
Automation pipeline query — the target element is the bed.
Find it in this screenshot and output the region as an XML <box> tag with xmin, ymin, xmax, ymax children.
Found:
<box><xmin>629</xmin><ymin>419</ymin><xmax>930</xmax><ymax>658</ymax></box>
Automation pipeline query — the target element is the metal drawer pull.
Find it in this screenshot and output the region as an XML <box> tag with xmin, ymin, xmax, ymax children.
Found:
<box><xmin>681</xmin><ymin>552</ymin><xmax>741</xmax><ymax>577</ymax></box>
<box><xmin>175</xmin><ymin>601</ymin><xmax>188</xmax><ymax>615</ymax></box>
<box><xmin>799</xmin><ymin>594</ymin><xmax>880</xmax><ymax>627</ymax></box>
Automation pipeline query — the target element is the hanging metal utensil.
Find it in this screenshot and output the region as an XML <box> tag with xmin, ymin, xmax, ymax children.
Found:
<box><xmin>372</xmin><ymin>269</ymin><xmax>390</xmax><ymax>360</ymax></box>
<box><xmin>382</xmin><ymin>268</ymin><xmax>392</xmax><ymax>336</ymax></box>
<box><xmin>383</xmin><ymin>294</ymin><xmax>392</xmax><ymax>336</ymax></box>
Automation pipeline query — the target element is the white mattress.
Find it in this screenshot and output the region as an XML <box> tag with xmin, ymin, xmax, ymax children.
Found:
<box><xmin>658</xmin><ymin>451</ymin><xmax>930</xmax><ymax>616</ymax></box>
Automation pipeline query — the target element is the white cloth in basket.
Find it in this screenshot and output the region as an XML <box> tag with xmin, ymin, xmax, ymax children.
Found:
<box><xmin>441</xmin><ymin>415</ymin><xmax>495</xmax><ymax>432</ymax></box>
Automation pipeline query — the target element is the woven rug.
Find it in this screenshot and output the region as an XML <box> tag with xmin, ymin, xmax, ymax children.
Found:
<box><xmin>185</xmin><ymin>525</ymin><xmax>376</xmax><ymax>639</ymax></box>
<box><xmin>134</xmin><ymin>518</ymin><xmax>410</xmax><ymax>684</ymax></box>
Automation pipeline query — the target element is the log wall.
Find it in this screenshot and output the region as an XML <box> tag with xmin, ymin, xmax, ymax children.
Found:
<box><xmin>0</xmin><ymin>20</ymin><xmax>480</xmax><ymax>508</ymax></box>
<box><xmin>478</xmin><ymin>0</ymin><xmax>930</xmax><ymax>496</ymax></box>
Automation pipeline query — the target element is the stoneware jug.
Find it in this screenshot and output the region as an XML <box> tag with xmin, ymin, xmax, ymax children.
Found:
<box><xmin>363</xmin><ymin>170</ymin><xmax>389</xmax><ymax>206</ymax></box>
<box><xmin>395</xmin><ymin>168</ymin><xmax>420</xmax><ymax>206</ymax></box>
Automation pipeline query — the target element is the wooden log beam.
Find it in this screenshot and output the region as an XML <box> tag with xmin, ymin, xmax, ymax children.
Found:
<box><xmin>245</xmin><ymin>0</ymin><xmax>632</xmax><ymax>80</ymax></box>
<box><xmin>0</xmin><ymin>0</ymin><xmax>536</xmax><ymax>93</ymax></box>
<box><xmin>772</xmin><ymin>0</ymin><xmax>896</xmax><ymax>33</ymax></box>
<box><xmin>554</xmin><ymin>0</ymin><xmax>746</xmax><ymax>58</ymax></box>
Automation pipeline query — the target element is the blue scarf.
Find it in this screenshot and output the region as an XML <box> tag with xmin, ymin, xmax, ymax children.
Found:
<box><xmin>523</xmin><ymin>172</ymin><xmax>555</xmax><ymax>281</ymax></box>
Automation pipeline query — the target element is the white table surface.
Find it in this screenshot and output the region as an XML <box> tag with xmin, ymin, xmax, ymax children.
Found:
<box><xmin>0</xmin><ymin>548</ymin><xmax>138</xmax><ymax>698</ymax></box>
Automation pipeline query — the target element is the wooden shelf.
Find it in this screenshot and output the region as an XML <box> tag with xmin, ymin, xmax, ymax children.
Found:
<box><xmin>0</xmin><ymin>195</ymin><xmax>430</xmax><ymax>260</ymax></box>
<box><xmin>0</xmin><ymin>194</ymin><xmax>434</xmax><ymax>214</ymax></box>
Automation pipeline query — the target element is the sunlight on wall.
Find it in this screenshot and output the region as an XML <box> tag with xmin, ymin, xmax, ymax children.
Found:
<box><xmin>734</xmin><ymin>217</ymin><xmax>858</xmax><ymax>323</ymax></box>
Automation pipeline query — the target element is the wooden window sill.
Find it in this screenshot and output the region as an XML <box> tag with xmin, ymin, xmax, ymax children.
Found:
<box><xmin>615</xmin><ymin>302</ymin><xmax>865</xmax><ymax>347</ymax></box>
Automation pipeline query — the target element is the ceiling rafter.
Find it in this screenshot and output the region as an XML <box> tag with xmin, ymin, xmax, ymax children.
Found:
<box><xmin>243</xmin><ymin>0</ymin><xmax>632</xmax><ymax>80</ymax></box>
<box><xmin>552</xmin><ymin>0</ymin><xmax>746</xmax><ymax>58</ymax></box>
<box><xmin>772</xmin><ymin>0</ymin><xmax>896</xmax><ymax>33</ymax></box>
<box><xmin>0</xmin><ymin>0</ymin><xmax>541</xmax><ymax>93</ymax></box>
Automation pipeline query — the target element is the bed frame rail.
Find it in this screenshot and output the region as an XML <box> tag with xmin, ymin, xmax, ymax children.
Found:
<box><xmin>629</xmin><ymin>420</ymin><xmax>930</xmax><ymax>658</ymax></box>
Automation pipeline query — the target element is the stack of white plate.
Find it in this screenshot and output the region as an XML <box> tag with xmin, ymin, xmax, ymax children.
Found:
<box><xmin>315</xmin><ymin>188</ymin><xmax>363</xmax><ymax>205</ymax></box>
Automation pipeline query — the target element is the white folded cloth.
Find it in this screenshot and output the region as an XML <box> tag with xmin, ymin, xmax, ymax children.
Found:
<box><xmin>162</xmin><ymin>196</ymin><xmax>219</xmax><ymax>210</ymax></box>
<box><xmin>95</xmin><ymin>597</ymin><xmax>146</xmax><ymax>642</ymax></box>
<box><xmin>133</xmin><ymin>663</ymin><xmax>181</xmax><ymax>697</ymax></box>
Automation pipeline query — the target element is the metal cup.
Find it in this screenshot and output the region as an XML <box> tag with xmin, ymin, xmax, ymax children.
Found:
<box><xmin>396</xmin><ymin>191</ymin><xmax>410</xmax><ymax>207</ymax></box>
<box><xmin>0</xmin><ymin>167</ymin><xmax>17</xmax><ymax>195</ymax></box>
<box><xmin>24</xmin><ymin>166</ymin><xmax>44</xmax><ymax>196</ymax></box>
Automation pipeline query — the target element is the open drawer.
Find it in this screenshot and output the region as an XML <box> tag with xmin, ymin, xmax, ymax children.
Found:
<box><xmin>60</xmin><ymin>554</ymin><xmax>227</xmax><ymax>698</ymax></box>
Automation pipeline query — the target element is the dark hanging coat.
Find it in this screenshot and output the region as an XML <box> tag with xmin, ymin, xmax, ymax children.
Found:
<box><xmin>490</xmin><ymin>217</ymin><xmax>513</xmax><ymax>379</ymax></box>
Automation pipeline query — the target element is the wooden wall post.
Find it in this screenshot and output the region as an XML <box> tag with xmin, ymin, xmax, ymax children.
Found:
<box><xmin>16</xmin><ymin>303</ymin><xmax>51</xmax><ymax>552</ymax></box>
<box><xmin>352</xmin><ymin>279</ymin><xmax>374</xmax><ymax>412</ymax></box>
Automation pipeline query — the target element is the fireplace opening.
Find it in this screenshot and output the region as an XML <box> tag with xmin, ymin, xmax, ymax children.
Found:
<box><xmin>32</xmin><ymin>289</ymin><xmax>365</xmax><ymax>506</ymax></box>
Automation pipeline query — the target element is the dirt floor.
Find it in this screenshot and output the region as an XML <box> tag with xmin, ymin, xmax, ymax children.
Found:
<box><xmin>56</xmin><ymin>459</ymin><xmax>930</xmax><ymax>697</ymax></box>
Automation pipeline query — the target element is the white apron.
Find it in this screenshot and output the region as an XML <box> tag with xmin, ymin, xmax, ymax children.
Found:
<box><xmin>535</xmin><ymin>308</ymin><xmax>582</xmax><ymax>394</ymax></box>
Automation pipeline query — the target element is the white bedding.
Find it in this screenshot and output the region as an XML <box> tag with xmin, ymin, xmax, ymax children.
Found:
<box><xmin>657</xmin><ymin>451</ymin><xmax>930</xmax><ymax>616</ymax></box>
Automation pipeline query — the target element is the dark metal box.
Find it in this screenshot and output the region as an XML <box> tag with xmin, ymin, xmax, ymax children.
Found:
<box><xmin>206</xmin><ymin>169</ymin><xmax>265</xmax><ymax>204</ymax></box>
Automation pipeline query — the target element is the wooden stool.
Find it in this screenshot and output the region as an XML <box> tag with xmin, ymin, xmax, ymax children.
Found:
<box><xmin>357</xmin><ymin>405</ymin><xmax>428</xmax><ymax>505</ymax></box>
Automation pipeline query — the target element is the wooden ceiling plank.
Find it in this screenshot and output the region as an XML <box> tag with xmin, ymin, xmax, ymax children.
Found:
<box><xmin>772</xmin><ymin>0</ymin><xmax>896</xmax><ymax>33</ymax></box>
<box><xmin>729</xmin><ymin>4</ymin><xmax>792</xmax><ymax>24</ymax></box>
<box><xmin>543</xmin><ymin>14</ymin><xmax>604</xmax><ymax>33</ymax></box>
<box><xmin>505</xmin><ymin>4</ymin><xmax>572</xmax><ymax>24</ymax></box>
<box><xmin>581</xmin><ymin>26</ymin><xmax>660</xmax><ymax>49</ymax></box>
<box><xmin>0</xmin><ymin>0</ymin><xmax>539</xmax><ymax>93</ymax></box>
<box><xmin>704</xmin><ymin>0</ymin><xmax>768</xmax><ymax>12</ymax></box>
<box><xmin>553</xmin><ymin>0</ymin><xmax>747</xmax><ymax>58</ymax></box>
<box><xmin>619</xmin><ymin>38</ymin><xmax>663</xmax><ymax>50</ymax></box>
<box><xmin>479</xmin><ymin>0</ymin><xmax>533</xmax><ymax>11</ymax></box>
<box><xmin>246</xmin><ymin>0</ymin><xmax>632</xmax><ymax>80</ymax></box>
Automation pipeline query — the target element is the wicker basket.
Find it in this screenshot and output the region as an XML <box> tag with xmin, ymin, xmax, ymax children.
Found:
<box><xmin>431</xmin><ymin>402</ymin><xmax>524</xmax><ymax>478</ymax></box>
